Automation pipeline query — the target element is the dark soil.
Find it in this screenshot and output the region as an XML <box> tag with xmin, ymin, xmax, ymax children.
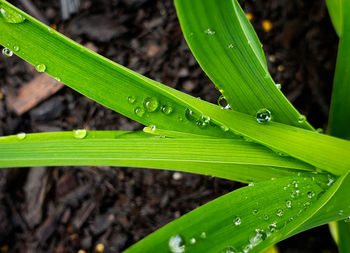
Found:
<box><xmin>0</xmin><ymin>0</ymin><xmax>339</xmax><ymax>252</ymax></box>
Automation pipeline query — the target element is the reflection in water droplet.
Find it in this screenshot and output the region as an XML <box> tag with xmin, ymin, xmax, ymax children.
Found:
<box><xmin>185</xmin><ymin>108</ymin><xmax>196</xmax><ymax>121</ymax></box>
<box><xmin>128</xmin><ymin>96</ymin><xmax>136</xmax><ymax>104</ymax></box>
<box><xmin>256</xmin><ymin>108</ymin><xmax>271</xmax><ymax>123</ymax></box>
<box><xmin>233</xmin><ymin>216</ymin><xmax>241</xmax><ymax>226</ymax></box>
<box><xmin>2</xmin><ymin>48</ymin><xmax>13</xmax><ymax>57</ymax></box>
<box><xmin>168</xmin><ymin>235</ymin><xmax>185</xmax><ymax>253</ymax></box>
<box><xmin>17</xmin><ymin>132</ymin><xmax>26</xmax><ymax>140</ymax></box>
<box><xmin>36</xmin><ymin>64</ymin><xmax>46</xmax><ymax>72</ymax></box>
<box><xmin>74</xmin><ymin>129</ymin><xmax>87</xmax><ymax>139</ymax></box>
<box><xmin>143</xmin><ymin>97</ymin><xmax>159</xmax><ymax>112</ymax></box>
<box><xmin>0</xmin><ymin>7</ymin><xmax>26</xmax><ymax>23</ymax></box>
<box><xmin>218</xmin><ymin>95</ymin><xmax>228</xmax><ymax>107</ymax></box>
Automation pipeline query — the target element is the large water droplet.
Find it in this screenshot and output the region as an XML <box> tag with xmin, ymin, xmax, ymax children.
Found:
<box><xmin>36</xmin><ymin>64</ymin><xmax>46</xmax><ymax>72</ymax></box>
<box><xmin>74</xmin><ymin>129</ymin><xmax>87</xmax><ymax>139</ymax></box>
<box><xmin>161</xmin><ymin>105</ymin><xmax>173</xmax><ymax>115</ymax></box>
<box><xmin>248</xmin><ymin>229</ymin><xmax>266</xmax><ymax>247</ymax></box>
<box><xmin>17</xmin><ymin>132</ymin><xmax>26</xmax><ymax>140</ymax></box>
<box><xmin>0</xmin><ymin>7</ymin><xmax>26</xmax><ymax>23</ymax></box>
<box><xmin>134</xmin><ymin>107</ymin><xmax>145</xmax><ymax>117</ymax></box>
<box><xmin>233</xmin><ymin>216</ymin><xmax>241</xmax><ymax>226</ymax></box>
<box><xmin>256</xmin><ymin>108</ymin><xmax>271</xmax><ymax>123</ymax></box>
<box><xmin>204</xmin><ymin>28</ymin><xmax>215</xmax><ymax>35</ymax></box>
<box><xmin>201</xmin><ymin>115</ymin><xmax>210</xmax><ymax>123</ymax></box>
<box><xmin>168</xmin><ymin>235</ymin><xmax>185</xmax><ymax>253</ymax></box>
<box><xmin>143</xmin><ymin>97</ymin><xmax>159</xmax><ymax>112</ymax></box>
<box><xmin>128</xmin><ymin>96</ymin><xmax>136</xmax><ymax>104</ymax></box>
<box><xmin>2</xmin><ymin>47</ymin><xmax>13</xmax><ymax>57</ymax></box>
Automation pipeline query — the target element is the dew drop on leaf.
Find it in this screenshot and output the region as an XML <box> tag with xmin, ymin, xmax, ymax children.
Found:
<box><xmin>54</xmin><ymin>77</ymin><xmax>61</xmax><ymax>82</ymax></box>
<box><xmin>221</xmin><ymin>246</ymin><xmax>237</xmax><ymax>253</ymax></box>
<box><xmin>161</xmin><ymin>105</ymin><xmax>173</xmax><ymax>115</ymax></box>
<box><xmin>298</xmin><ymin>115</ymin><xmax>306</xmax><ymax>124</ymax></box>
<box><xmin>286</xmin><ymin>200</ymin><xmax>292</xmax><ymax>209</ymax></box>
<box><xmin>256</xmin><ymin>108</ymin><xmax>271</xmax><ymax>123</ymax></box>
<box><xmin>200</xmin><ymin>232</ymin><xmax>206</xmax><ymax>239</ymax></box>
<box><xmin>143</xmin><ymin>97</ymin><xmax>158</xmax><ymax>112</ymax></box>
<box><xmin>134</xmin><ymin>107</ymin><xmax>145</xmax><ymax>117</ymax></box>
<box><xmin>0</xmin><ymin>7</ymin><xmax>26</xmax><ymax>23</ymax></box>
<box><xmin>275</xmin><ymin>83</ymin><xmax>281</xmax><ymax>90</ymax></box>
<box><xmin>168</xmin><ymin>235</ymin><xmax>185</xmax><ymax>253</ymax></box>
<box><xmin>128</xmin><ymin>96</ymin><xmax>136</xmax><ymax>104</ymax></box>
<box><xmin>16</xmin><ymin>132</ymin><xmax>26</xmax><ymax>140</ymax></box>
<box><xmin>36</xmin><ymin>64</ymin><xmax>46</xmax><ymax>72</ymax></box>
<box><xmin>74</xmin><ymin>129</ymin><xmax>87</xmax><ymax>139</ymax></box>
<box><xmin>276</xmin><ymin>209</ymin><xmax>284</xmax><ymax>217</ymax></box>
<box><xmin>220</xmin><ymin>125</ymin><xmax>229</xmax><ymax>132</ymax></box>
<box><xmin>189</xmin><ymin>238</ymin><xmax>196</xmax><ymax>245</ymax></box>
<box><xmin>185</xmin><ymin>108</ymin><xmax>195</xmax><ymax>121</ymax></box>
<box><xmin>307</xmin><ymin>191</ymin><xmax>315</xmax><ymax>199</ymax></box>
<box><xmin>339</xmin><ymin>210</ymin><xmax>344</xmax><ymax>216</ymax></box>
<box><xmin>2</xmin><ymin>48</ymin><xmax>13</xmax><ymax>57</ymax></box>
<box><xmin>233</xmin><ymin>216</ymin><xmax>241</xmax><ymax>226</ymax></box>
<box><xmin>248</xmin><ymin>229</ymin><xmax>266</xmax><ymax>247</ymax></box>
<box><xmin>204</xmin><ymin>28</ymin><xmax>215</xmax><ymax>35</ymax></box>
<box><xmin>13</xmin><ymin>45</ymin><xmax>19</xmax><ymax>52</ymax></box>
<box><xmin>252</xmin><ymin>209</ymin><xmax>259</xmax><ymax>215</ymax></box>
<box><xmin>263</xmin><ymin>214</ymin><xmax>269</xmax><ymax>221</ymax></box>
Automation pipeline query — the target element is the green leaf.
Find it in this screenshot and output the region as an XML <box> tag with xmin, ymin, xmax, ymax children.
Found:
<box><xmin>175</xmin><ymin>0</ymin><xmax>313</xmax><ymax>129</ymax></box>
<box><xmin>326</xmin><ymin>0</ymin><xmax>343</xmax><ymax>36</ymax></box>
<box><xmin>125</xmin><ymin>173</ymin><xmax>335</xmax><ymax>253</ymax></box>
<box><xmin>0</xmin><ymin>131</ymin><xmax>314</xmax><ymax>183</ymax></box>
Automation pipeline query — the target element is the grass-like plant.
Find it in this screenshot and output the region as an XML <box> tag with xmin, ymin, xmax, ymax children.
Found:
<box><xmin>0</xmin><ymin>0</ymin><xmax>350</xmax><ymax>252</ymax></box>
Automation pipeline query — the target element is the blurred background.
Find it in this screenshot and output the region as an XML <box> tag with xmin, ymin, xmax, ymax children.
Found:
<box><xmin>0</xmin><ymin>0</ymin><xmax>339</xmax><ymax>252</ymax></box>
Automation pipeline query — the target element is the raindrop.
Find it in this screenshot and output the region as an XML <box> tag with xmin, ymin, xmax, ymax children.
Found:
<box><xmin>267</xmin><ymin>222</ymin><xmax>277</xmax><ymax>233</ymax></box>
<box><xmin>189</xmin><ymin>238</ymin><xmax>196</xmax><ymax>245</ymax></box>
<box><xmin>134</xmin><ymin>107</ymin><xmax>145</xmax><ymax>117</ymax></box>
<box><xmin>316</xmin><ymin>128</ymin><xmax>324</xmax><ymax>133</ymax></box>
<box><xmin>339</xmin><ymin>210</ymin><xmax>344</xmax><ymax>216</ymax></box>
<box><xmin>221</xmin><ymin>246</ymin><xmax>237</xmax><ymax>253</ymax></box>
<box><xmin>275</xmin><ymin>83</ymin><xmax>281</xmax><ymax>90</ymax></box>
<box><xmin>128</xmin><ymin>96</ymin><xmax>136</xmax><ymax>104</ymax></box>
<box><xmin>161</xmin><ymin>105</ymin><xmax>173</xmax><ymax>115</ymax></box>
<box><xmin>233</xmin><ymin>216</ymin><xmax>241</xmax><ymax>226</ymax></box>
<box><xmin>16</xmin><ymin>132</ymin><xmax>26</xmax><ymax>140</ymax></box>
<box><xmin>196</xmin><ymin>120</ymin><xmax>208</xmax><ymax>129</ymax></box>
<box><xmin>252</xmin><ymin>209</ymin><xmax>259</xmax><ymax>215</ymax></box>
<box><xmin>143</xmin><ymin>97</ymin><xmax>159</xmax><ymax>112</ymax></box>
<box><xmin>149</xmin><ymin>124</ymin><xmax>156</xmax><ymax>131</ymax></box>
<box><xmin>276</xmin><ymin>209</ymin><xmax>283</xmax><ymax>217</ymax></box>
<box><xmin>185</xmin><ymin>108</ymin><xmax>196</xmax><ymax>121</ymax></box>
<box><xmin>307</xmin><ymin>191</ymin><xmax>315</xmax><ymax>199</ymax></box>
<box><xmin>256</xmin><ymin>108</ymin><xmax>271</xmax><ymax>123</ymax></box>
<box><xmin>200</xmin><ymin>232</ymin><xmax>206</xmax><ymax>239</ymax></box>
<box><xmin>13</xmin><ymin>45</ymin><xmax>19</xmax><ymax>52</ymax></box>
<box><xmin>263</xmin><ymin>214</ymin><xmax>269</xmax><ymax>221</ymax></box>
<box><xmin>286</xmin><ymin>200</ymin><xmax>292</xmax><ymax>209</ymax></box>
<box><xmin>74</xmin><ymin>129</ymin><xmax>87</xmax><ymax>139</ymax></box>
<box><xmin>204</xmin><ymin>28</ymin><xmax>215</xmax><ymax>35</ymax></box>
<box><xmin>54</xmin><ymin>77</ymin><xmax>61</xmax><ymax>82</ymax></box>
<box><xmin>220</xmin><ymin>125</ymin><xmax>229</xmax><ymax>132</ymax></box>
<box><xmin>248</xmin><ymin>229</ymin><xmax>266</xmax><ymax>247</ymax></box>
<box><xmin>168</xmin><ymin>235</ymin><xmax>185</xmax><ymax>253</ymax></box>
<box><xmin>289</xmin><ymin>217</ymin><xmax>294</xmax><ymax>222</ymax></box>
<box><xmin>36</xmin><ymin>64</ymin><xmax>46</xmax><ymax>72</ymax></box>
<box><xmin>227</xmin><ymin>43</ymin><xmax>236</xmax><ymax>49</ymax></box>
<box><xmin>2</xmin><ymin>48</ymin><xmax>13</xmax><ymax>57</ymax></box>
<box><xmin>248</xmin><ymin>182</ymin><xmax>254</xmax><ymax>187</ymax></box>
<box><xmin>217</xmin><ymin>95</ymin><xmax>228</xmax><ymax>107</ymax></box>
<box><xmin>344</xmin><ymin>216</ymin><xmax>350</xmax><ymax>223</ymax></box>
<box><xmin>201</xmin><ymin>115</ymin><xmax>210</xmax><ymax>123</ymax></box>
<box><xmin>327</xmin><ymin>177</ymin><xmax>335</xmax><ymax>186</ymax></box>
<box><xmin>0</xmin><ymin>7</ymin><xmax>26</xmax><ymax>23</ymax></box>
<box><xmin>298</xmin><ymin>115</ymin><xmax>306</xmax><ymax>124</ymax></box>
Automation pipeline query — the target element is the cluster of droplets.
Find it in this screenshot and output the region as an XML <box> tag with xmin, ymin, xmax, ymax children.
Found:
<box><xmin>0</xmin><ymin>5</ymin><xmax>26</xmax><ymax>23</ymax></box>
<box><xmin>204</xmin><ymin>28</ymin><xmax>215</xmax><ymax>35</ymax></box>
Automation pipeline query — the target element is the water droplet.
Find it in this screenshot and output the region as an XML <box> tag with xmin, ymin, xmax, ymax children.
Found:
<box><xmin>196</xmin><ymin>120</ymin><xmax>208</xmax><ymax>129</ymax></box>
<box><xmin>201</xmin><ymin>115</ymin><xmax>210</xmax><ymax>123</ymax></box>
<box><xmin>143</xmin><ymin>97</ymin><xmax>159</xmax><ymax>112</ymax></box>
<box><xmin>74</xmin><ymin>129</ymin><xmax>87</xmax><ymax>139</ymax></box>
<box><xmin>221</xmin><ymin>246</ymin><xmax>237</xmax><ymax>253</ymax></box>
<box><xmin>128</xmin><ymin>96</ymin><xmax>136</xmax><ymax>104</ymax></box>
<box><xmin>252</xmin><ymin>209</ymin><xmax>259</xmax><ymax>215</ymax></box>
<box><xmin>220</xmin><ymin>125</ymin><xmax>229</xmax><ymax>132</ymax></box>
<box><xmin>161</xmin><ymin>105</ymin><xmax>173</xmax><ymax>115</ymax></box>
<box><xmin>248</xmin><ymin>182</ymin><xmax>254</xmax><ymax>187</ymax></box>
<box><xmin>275</xmin><ymin>83</ymin><xmax>281</xmax><ymax>89</ymax></box>
<box><xmin>224</xmin><ymin>104</ymin><xmax>231</xmax><ymax>110</ymax></box>
<box><xmin>36</xmin><ymin>64</ymin><xmax>46</xmax><ymax>72</ymax></box>
<box><xmin>2</xmin><ymin>47</ymin><xmax>13</xmax><ymax>57</ymax></box>
<box><xmin>339</xmin><ymin>210</ymin><xmax>344</xmax><ymax>216</ymax></box>
<box><xmin>149</xmin><ymin>124</ymin><xmax>156</xmax><ymax>131</ymax></box>
<box><xmin>276</xmin><ymin>209</ymin><xmax>283</xmax><ymax>217</ymax></box>
<box><xmin>200</xmin><ymin>232</ymin><xmax>206</xmax><ymax>239</ymax></box>
<box><xmin>286</xmin><ymin>200</ymin><xmax>292</xmax><ymax>209</ymax></box>
<box><xmin>263</xmin><ymin>214</ymin><xmax>269</xmax><ymax>221</ymax></box>
<box><xmin>168</xmin><ymin>235</ymin><xmax>185</xmax><ymax>253</ymax></box>
<box><xmin>344</xmin><ymin>216</ymin><xmax>350</xmax><ymax>223</ymax></box>
<box><xmin>16</xmin><ymin>132</ymin><xmax>26</xmax><ymax>140</ymax></box>
<box><xmin>134</xmin><ymin>107</ymin><xmax>145</xmax><ymax>117</ymax></box>
<box><xmin>13</xmin><ymin>45</ymin><xmax>20</xmax><ymax>52</ymax></box>
<box><xmin>327</xmin><ymin>177</ymin><xmax>335</xmax><ymax>186</ymax></box>
<box><xmin>256</xmin><ymin>108</ymin><xmax>271</xmax><ymax>123</ymax></box>
<box><xmin>189</xmin><ymin>238</ymin><xmax>196</xmax><ymax>245</ymax></box>
<box><xmin>233</xmin><ymin>216</ymin><xmax>241</xmax><ymax>226</ymax></box>
<box><xmin>267</xmin><ymin>222</ymin><xmax>277</xmax><ymax>233</ymax></box>
<box><xmin>185</xmin><ymin>108</ymin><xmax>196</xmax><ymax>121</ymax></box>
<box><xmin>247</xmin><ymin>40</ymin><xmax>252</xmax><ymax>45</ymax></box>
<box><xmin>289</xmin><ymin>217</ymin><xmax>294</xmax><ymax>222</ymax></box>
<box><xmin>227</xmin><ymin>43</ymin><xmax>236</xmax><ymax>49</ymax></box>
<box><xmin>307</xmin><ymin>191</ymin><xmax>315</xmax><ymax>199</ymax></box>
<box><xmin>316</xmin><ymin>128</ymin><xmax>324</xmax><ymax>133</ymax></box>
<box><xmin>218</xmin><ymin>95</ymin><xmax>229</xmax><ymax>108</ymax></box>
<box><xmin>0</xmin><ymin>7</ymin><xmax>26</xmax><ymax>23</ymax></box>
<box><xmin>248</xmin><ymin>229</ymin><xmax>266</xmax><ymax>247</ymax></box>
<box><xmin>298</xmin><ymin>115</ymin><xmax>306</xmax><ymax>124</ymax></box>
<box><xmin>54</xmin><ymin>77</ymin><xmax>61</xmax><ymax>82</ymax></box>
<box><xmin>264</xmin><ymin>73</ymin><xmax>269</xmax><ymax>79</ymax></box>
<box><xmin>204</xmin><ymin>28</ymin><xmax>215</xmax><ymax>35</ymax></box>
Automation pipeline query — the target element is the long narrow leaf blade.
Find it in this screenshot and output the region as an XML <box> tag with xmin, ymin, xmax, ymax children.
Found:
<box><xmin>175</xmin><ymin>0</ymin><xmax>313</xmax><ymax>129</ymax></box>
<box><xmin>0</xmin><ymin>131</ymin><xmax>314</xmax><ymax>183</ymax></box>
<box><xmin>326</xmin><ymin>0</ymin><xmax>343</xmax><ymax>36</ymax></box>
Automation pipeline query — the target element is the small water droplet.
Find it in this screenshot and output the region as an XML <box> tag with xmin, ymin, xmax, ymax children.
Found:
<box><xmin>339</xmin><ymin>210</ymin><xmax>344</xmax><ymax>216</ymax></box>
<box><xmin>200</xmin><ymin>232</ymin><xmax>206</xmax><ymax>239</ymax></box>
<box><xmin>248</xmin><ymin>229</ymin><xmax>266</xmax><ymax>247</ymax></box>
<box><xmin>185</xmin><ymin>108</ymin><xmax>196</xmax><ymax>121</ymax></box>
<box><xmin>196</xmin><ymin>120</ymin><xmax>208</xmax><ymax>129</ymax></box>
<box><xmin>233</xmin><ymin>216</ymin><xmax>241</xmax><ymax>226</ymax></box>
<box><xmin>227</xmin><ymin>43</ymin><xmax>236</xmax><ymax>49</ymax></box>
<box><xmin>307</xmin><ymin>191</ymin><xmax>315</xmax><ymax>199</ymax></box>
<box><xmin>13</xmin><ymin>45</ymin><xmax>19</xmax><ymax>52</ymax></box>
<box><xmin>275</xmin><ymin>83</ymin><xmax>281</xmax><ymax>89</ymax></box>
<box><xmin>221</xmin><ymin>246</ymin><xmax>237</xmax><ymax>253</ymax></box>
<box><xmin>220</xmin><ymin>125</ymin><xmax>230</xmax><ymax>132</ymax></box>
<box><xmin>327</xmin><ymin>177</ymin><xmax>335</xmax><ymax>186</ymax></box>
<box><xmin>134</xmin><ymin>107</ymin><xmax>145</xmax><ymax>117</ymax></box>
<box><xmin>204</xmin><ymin>28</ymin><xmax>215</xmax><ymax>35</ymax></box>
<box><xmin>267</xmin><ymin>222</ymin><xmax>277</xmax><ymax>233</ymax></box>
<box><xmin>36</xmin><ymin>64</ymin><xmax>46</xmax><ymax>72</ymax></box>
<box><xmin>0</xmin><ymin>7</ymin><xmax>26</xmax><ymax>23</ymax></box>
<box><xmin>189</xmin><ymin>238</ymin><xmax>196</xmax><ymax>245</ymax></box>
<box><xmin>252</xmin><ymin>209</ymin><xmax>259</xmax><ymax>215</ymax></box>
<box><xmin>161</xmin><ymin>105</ymin><xmax>173</xmax><ymax>115</ymax></box>
<box><xmin>17</xmin><ymin>132</ymin><xmax>26</xmax><ymax>140</ymax></box>
<box><xmin>149</xmin><ymin>124</ymin><xmax>156</xmax><ymax>131</ymax></box>
<box><xmin>247</xmin><ymin>40</ymin><xmax>251</xmax><ymax>45</ymax></box>
<box><xmin>128</xmin><ymin>96</ymin><xmax>136</xmax><ymax>104</ymax></box>
<box><xmin>316</xmin><ymin>128</ymin><xmax>324</xmax><ymax>133</ymax></box>
<box><xmin>263</xmin><ymin>214</ymin><xmax>269</xmax><ymax>221</ymax></box>
<box><xmin>344</xmin><ymin>216</ymin><xmax>350</xmax><ymax>223</ymax></box>
<box><xmin>54</xmin><ymin>77</ymin><xmax>61</xmax><ymax>82</ymax></box>
<box><xmin>168</xmin><ymin>235</ymin><xmax>185</xmax><ymax>253</ymax></box>
<box><xmin>143</xmin><ymin>97</ymin><xmax>159</xmax><ymax>112</ymax></box>
<box><xmin>298</xmin><ymin>115</ymin><xmax>306</xmax><ymax>124</ymax></box>
<box><xmin>286</xmin><ymin>200</ymin><xmax>292</xmax><ymax>209</ymax></box>
<box><xmin>74</xmin><ymin>129</ymin><xmax>87</xmax><ymax>139</ymax></box>
<box><xmin>224</xmin><ymin>104</ymin><xmax>231</xmax><ymax>110</ymax></box>
<box><xmin>2</xmin><ymin>48</ymin><xmax>13</xmax><ymax>57</ymax></box>
<box><xmin>256</xmin><ymin>108</ymin><xmax>271</xmax><ymax>123</ymax></box>
<box><xmin>201</xmin><ymin>115</ymin><xmax>210</xmax><ymax>123</ymax></box>
<box><xmin>218</xmin><ymin>95</ymin><xmax>228</xmax><ymax>107</ymax></box>
<box><xmin>276</xmin><ymin>209</ymin><xmax>283</xmax><ymax>217</ymax></box>
<box><xmin>248</xmin><ymin>182</ymin><xmax>254</xmax><ymax>187</ymax></box>
<box><xmin>264</xmin><ymin>73</ymin><xmax>269</xmax><ymax>79</ymax></box>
